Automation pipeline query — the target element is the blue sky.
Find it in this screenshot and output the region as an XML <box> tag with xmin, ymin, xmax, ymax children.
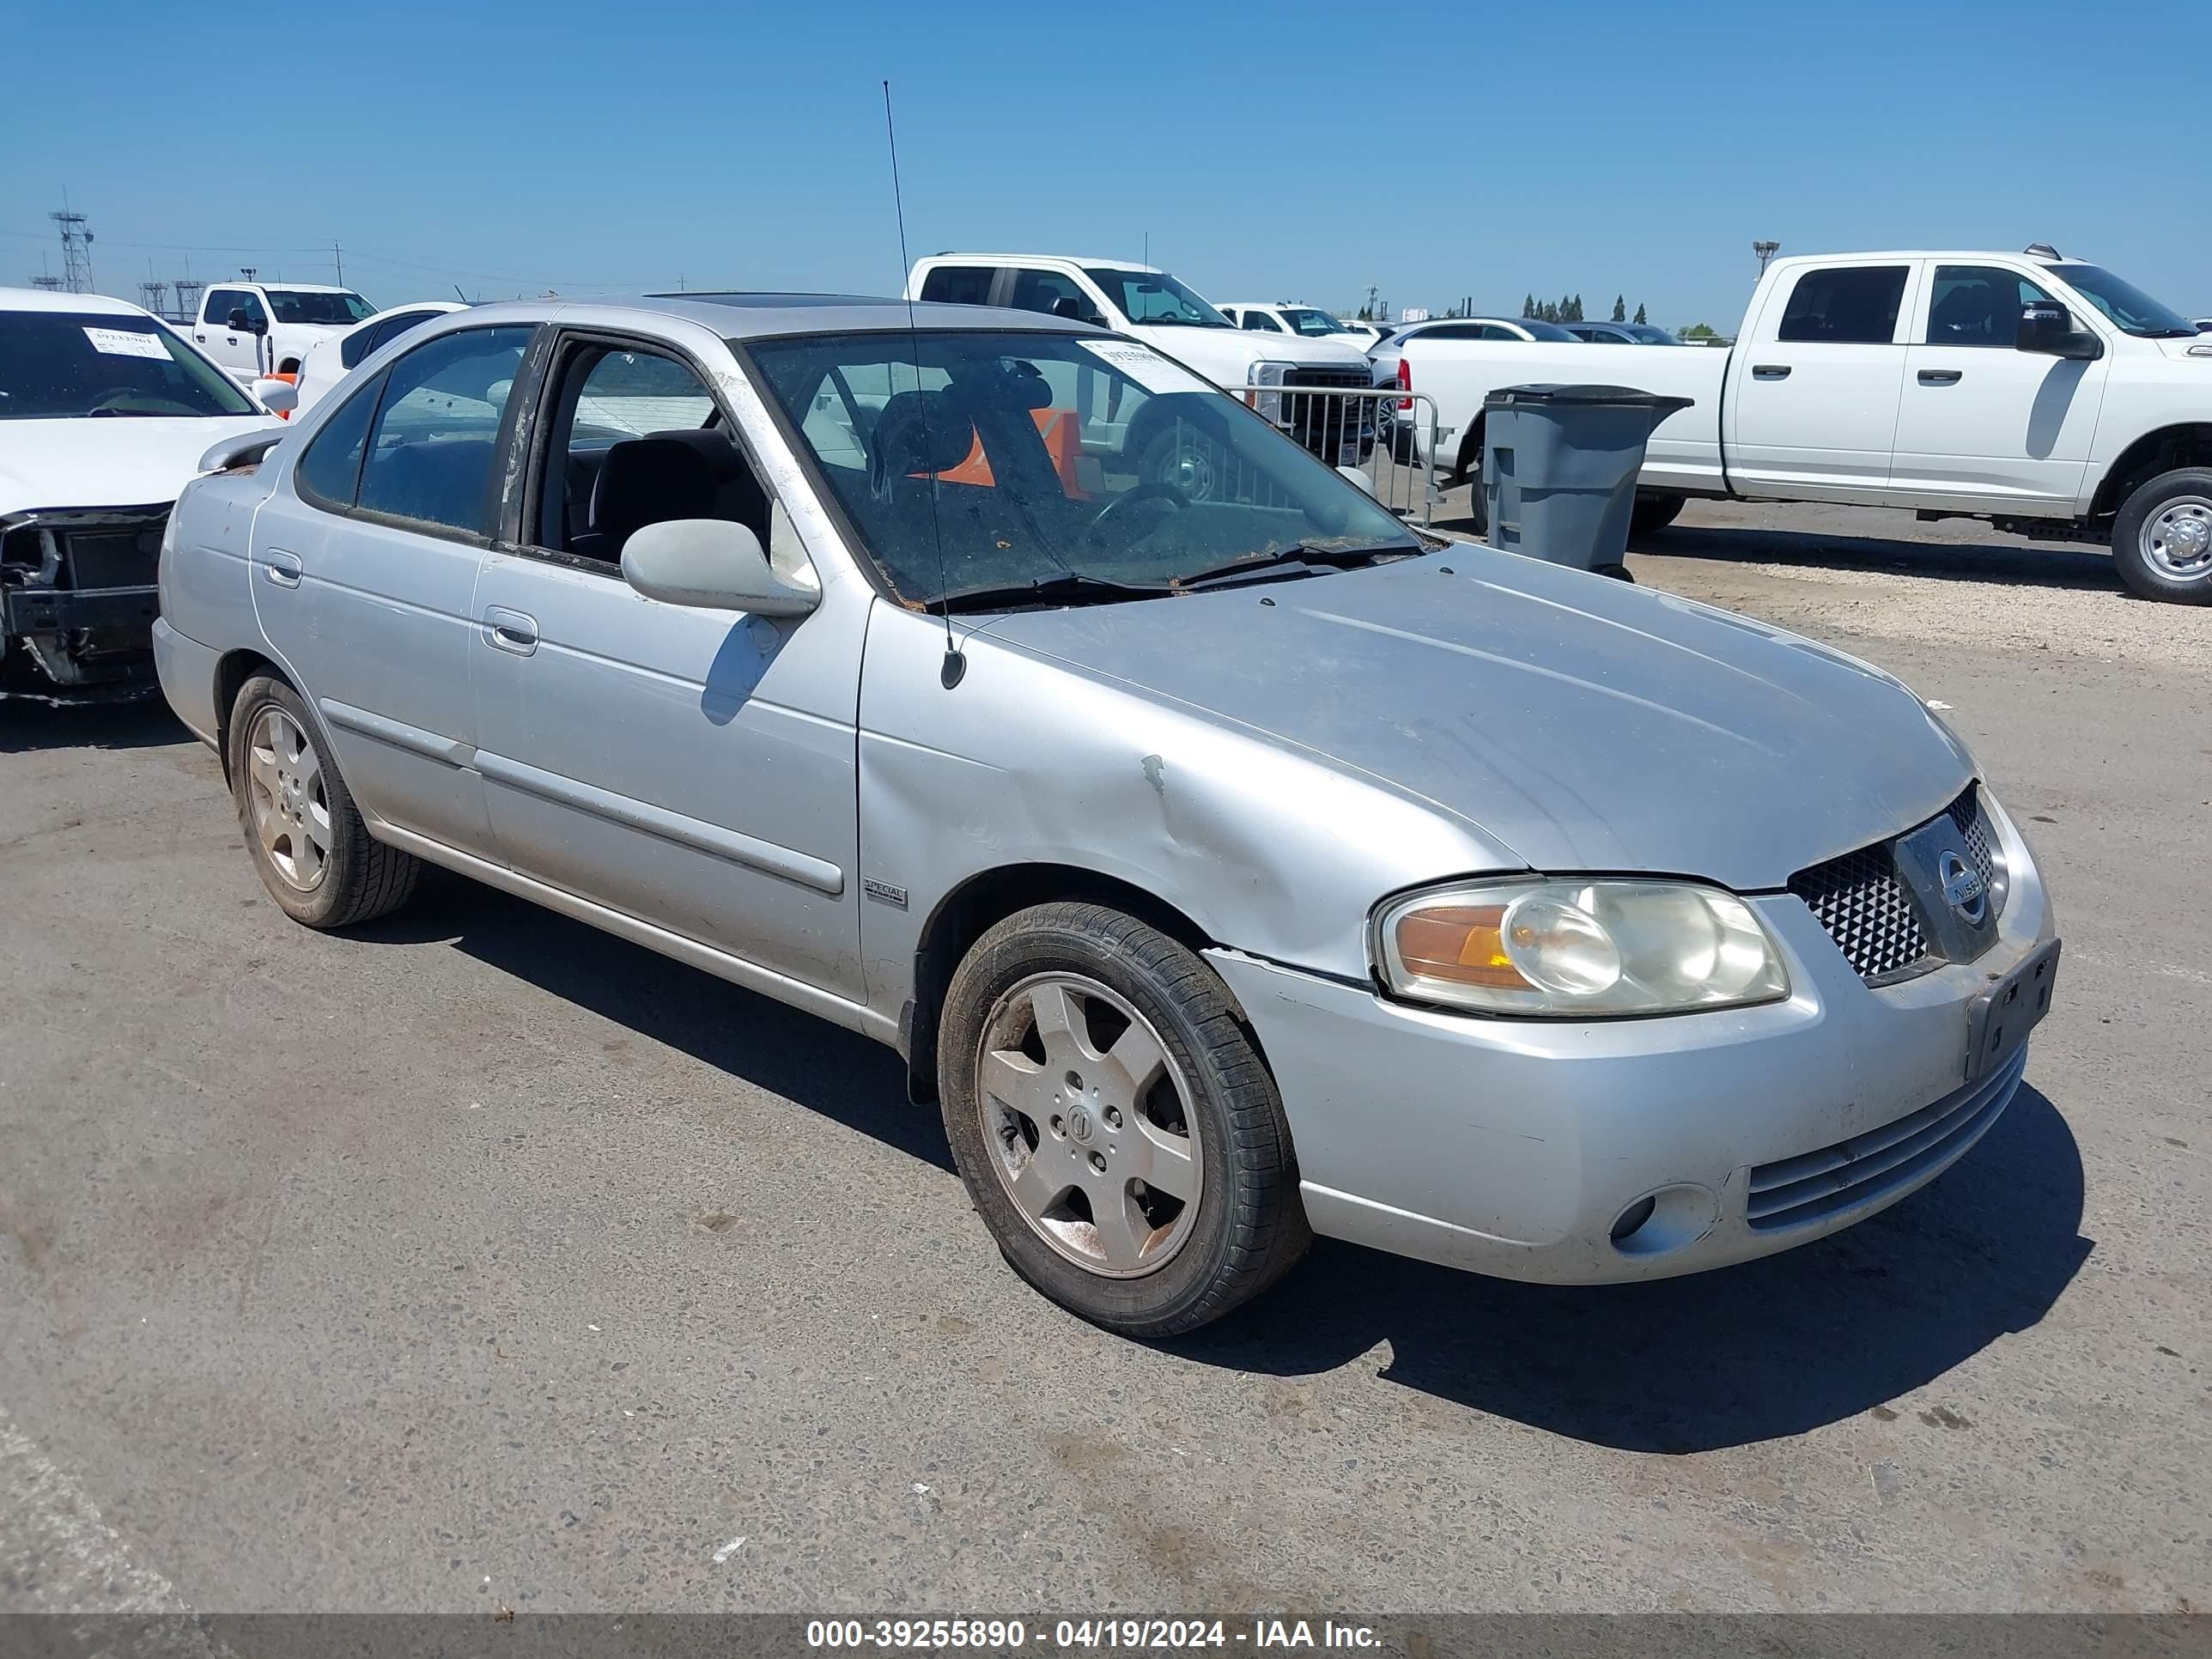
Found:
<box><xmin>9</xmin><ymin>0</ymin><xmax>2205</xmax><ymax>331</ymax></box>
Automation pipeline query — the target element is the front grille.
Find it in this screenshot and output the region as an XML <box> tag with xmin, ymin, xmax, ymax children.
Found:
<box><xmin>1790</xmin><ymin>783</ymin><xmax>2004</xmax><ymax>983</ymax></box>
<box><xmin>1788</xmin><ymin>844</ymin><xmax>1928</xmax><ymax>981</ymax></box>
<box><xmin>1283</xmin><ymin>367</ymin><xmax>1376</xmax><ymax>389</ymax></box>
<box><xmin>1745</xmin><ymin>1045</ymin><xmax>2025</xmax><ymax>1231</ymax></box>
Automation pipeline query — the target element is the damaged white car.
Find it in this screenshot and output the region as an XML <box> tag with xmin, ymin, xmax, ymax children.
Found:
<box><xmin>1</xmin><ymin>287</ymin><xmax>280</xmax><ymax>703</ymax></box>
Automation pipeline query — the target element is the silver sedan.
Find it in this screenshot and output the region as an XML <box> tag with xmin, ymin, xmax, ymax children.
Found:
<box><xmin>155</xmin><ymin>295</ymin><xmax>2059</xmax><ymax>1335</ymax></box>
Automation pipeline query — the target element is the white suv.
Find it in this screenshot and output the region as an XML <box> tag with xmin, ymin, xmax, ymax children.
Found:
<box><xmin>908</xmin><ymin>255</ymin><xmax>1382</xmax><ymax>466</ymax></box>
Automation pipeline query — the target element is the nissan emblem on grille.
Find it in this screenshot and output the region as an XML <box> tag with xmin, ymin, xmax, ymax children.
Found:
<box><xmin>1789</xmin><ymin>784</ymin><xmax>2006</xmax><ymax>983</ymax></box>
<box><xmin>1940</xmin><ymin>850</ymin><xmax>1988</xmax><ymax>922</ymax></box>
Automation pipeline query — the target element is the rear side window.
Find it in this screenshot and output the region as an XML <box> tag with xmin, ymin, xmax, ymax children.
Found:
<box><xmin>919</xmin><ymin>265</ymin><xmax>996</xmax><ymax>306</ymax></box>
<box><xmin>353</xmin><ymin>325</ymin><xmax>534</xmax><ymax>536</ymax></box>
<box><xmin>1242</xmin><ymin>310</ymin><xmax>1283</xmax><ymax>332</ymax></box>
<box><xmin>1777</xmin><ymin>266</ymin><xmax>1909</xmax><ymax>344</ymax></box>
<box><xmin>296</xmin><ymin>372</ymin><xmax>384</xmax><ymax>506</ymax></box>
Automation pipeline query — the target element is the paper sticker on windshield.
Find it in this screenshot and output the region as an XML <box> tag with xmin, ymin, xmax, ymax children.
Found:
<box><xmin>1076</xmin><ymin>340</ymin><xmax>1215</xmax><ymax>396</ymax></box>
<box><xmin>83</xmin><ymin>326</ymin><xmax>171</xmax><ymax>360</ymax></box>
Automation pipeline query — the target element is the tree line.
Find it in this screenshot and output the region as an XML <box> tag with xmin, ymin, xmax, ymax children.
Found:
<box><xmin>1522</xmin><ymin>294</ymin><xmax>1650</xmax><ymax>325</ymax></box>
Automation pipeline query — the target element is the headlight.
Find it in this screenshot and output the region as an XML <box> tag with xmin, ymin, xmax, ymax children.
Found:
<box><xmin>1245</xmin><ymin>361</ymin><xmax>1291</xmax><ymax>425</ymax></box>
<box><xmin>1374</xmin><ymin>878</ymin><xmax>1790</xmax><ymax>1018</ymax></box>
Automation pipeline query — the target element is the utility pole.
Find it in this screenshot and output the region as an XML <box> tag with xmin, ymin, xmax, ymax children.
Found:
<box><xmin>51</xmin><ymin>208</ymin><xmax>94</xmax><ymax>294</ymax></box>
<box><xmin>333</xmin><ymin>240</ymin><xmax>343</xmax><ymax>287</ymax></box>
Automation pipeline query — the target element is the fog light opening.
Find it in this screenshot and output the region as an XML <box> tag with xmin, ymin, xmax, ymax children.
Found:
<box><xmin>1609</xmin><ymin>1195</ymin><xmax>1658</xmax><ymax>1243</ymax></box>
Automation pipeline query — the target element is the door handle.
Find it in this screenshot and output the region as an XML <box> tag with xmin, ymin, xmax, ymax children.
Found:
<box><xmin>483</xmin><ymin>606</ymin><xmax>538</xmax><ymax>655</ymax></box>
<box><xmin>1751</xmin><ymin>364</ymin><xmax>1791</xmax><ymax>380</ymax></box>
<box><xmin>194</xmin><ymin>331</ymin><xmax>207</xmax><ymax>342</ymax></box>
<box><xmin>263</xmin><ymin>550</ymin><xmax>302</xmax><ymax>588</ymax></box>
<box><xmin>1917</xmin><ymin>368</ymin><xmax>1963</xmax><ymax>386</ymax></box>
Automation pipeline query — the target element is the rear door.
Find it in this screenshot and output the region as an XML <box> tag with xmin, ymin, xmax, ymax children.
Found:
<box><xmin>248</xmin><ymin>322</ymin><xmax>538</xmax><ymax>857</ymax></box>
<box><xmin>1889</xmin><ymin>261</ymin><xmax>2109</xmax><ymax>511</ymax></box>
<box><xmin>1725</xmin><ymin>261</ymin><xmax>1918</xmax><ymax>498</ymax></box>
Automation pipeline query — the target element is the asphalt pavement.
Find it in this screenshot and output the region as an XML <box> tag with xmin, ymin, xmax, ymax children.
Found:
<box><xmin>2</xmin><ymin>501</ymin><xmax>2207</xmax><ymax>1614</ymax></box>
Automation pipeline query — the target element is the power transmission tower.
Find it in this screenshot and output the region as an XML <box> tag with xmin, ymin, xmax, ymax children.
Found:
<box><xmin>139</xmin><ymin>280</ymin><xmax>168</xmax><ymax>316</ymax></box>
<box><xmin>51</xmin><ymin>210</ymin><xmax>94</xmax><ymax>293</ymax></box>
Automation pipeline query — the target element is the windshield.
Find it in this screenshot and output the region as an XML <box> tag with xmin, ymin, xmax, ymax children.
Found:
<box><xmin>2051</xmin><ymin>266</ymin><xmax>2196</xmax><ymax>338</ymax></box>
<box><xmin>1281</xmin><ymin>307</ymin><xmax>1348</xmax><ymax>337</ymax></box>
<box><xmin>0</xmin><ymin>311</ymin><xmax>259</xmax><ymax>420</ymax></box>
<box><xmin>747</xmin><ymin>329</ymin><xmax>1417</xmax><ymax>609</ymax></box>
<box><xmin>1083</xmin><ymin>269</ymin><xmax>1233</xmax><ymax>328</ymax></box>
<box><xmin>266</xmin><ymin>289</ymin><xmax>374</xmax><ymax>326</ymax></box>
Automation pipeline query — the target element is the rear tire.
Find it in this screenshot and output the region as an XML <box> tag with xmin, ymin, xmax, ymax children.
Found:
<box><xmin>938</xmin><ymin>902</ymin><xmax>1309</xmax><ymax>1337</ymax></box>
<box><xmin>227</xmin><ymin>674</ymin><xmax>421</xmax><ymax>928</ymax></box>
<box><xmin>1631</xmin><ymin>492</ymin><xmax>1686</xmax><ymax>536</ymax></box>
<box><xmin>1456</xmin><ymin>427</ymin><xmax>1490</xmax><ymax>539</ymax></box>
<box><xmin>2111</xmin><ymin>467</ymin><xmax>2212</xmax><ymax>604</ymax></box>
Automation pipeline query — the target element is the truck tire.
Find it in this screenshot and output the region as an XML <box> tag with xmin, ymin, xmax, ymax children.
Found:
<box><xmin>2112</xmin><ymin>468</ymin><xmax>2212</xmax><ymax>604</ymax></box>
<box><xmin>1631</xmin><ymin>493</ymin><xmax>1686</xmax><ymax>536</ymax></box>
<box><xmin>227</xmin><ymin>674</ymin><xmax>422</xmax><ymax>927</ymax></box>
<box><xmin>937</xmin><ymin>902</ymin><xmax>1310</xmax><ymax>1338</ymax></box>
<box><xmin>1456</xmin><ymin>428</ymin><xmax>1490</xmax><ymax>539</ymax></box>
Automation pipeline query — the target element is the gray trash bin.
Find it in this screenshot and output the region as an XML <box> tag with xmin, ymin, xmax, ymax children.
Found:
<box><xmin>1482</xmin><ymin>385</ymin><xmax>1693</xmax><ymax>576</ymax></box>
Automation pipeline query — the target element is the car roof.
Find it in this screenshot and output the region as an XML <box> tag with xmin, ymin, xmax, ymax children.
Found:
<box><xmin>422</xmin><ymin>292</ymin><xmax>1099</xmax><ymax>341</ymax></box>
<box><xmin>0</xmin><ymin>286</ymin><xmax>155</xmax><ymax>317</ymax></box>
<box><xmin>230</xmin><ymin>281</ymin><xmax>358</xmax><ymax>293</ymax></box>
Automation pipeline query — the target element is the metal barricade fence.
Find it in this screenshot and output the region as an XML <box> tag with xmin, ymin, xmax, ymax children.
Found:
<box><xmin>1166</xmin><ymin>385</ymin><xmax>1441</xmax><ymax>528</ymax></box>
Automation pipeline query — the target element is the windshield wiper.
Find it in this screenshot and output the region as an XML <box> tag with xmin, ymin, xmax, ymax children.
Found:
<box><xmin>1171</xmin><ymin>542</ymin><xmax>1419</xmax><ymax>591</ymax></box>
<box><xmin>934</xmin><ymin>570</ymin><xmax>1170</xmax><ymax>614</ymax></box>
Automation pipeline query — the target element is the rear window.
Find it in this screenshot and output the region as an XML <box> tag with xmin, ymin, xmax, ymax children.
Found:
<box><xmin>266</xmin><ymin>289</ymin><xmax>374</xmax><ymax>326</ymax></box>
<box><xmin>0</xmin><ymin>311</ymin><xmax>258</xmax><ymax>420</ymax></box>
<box><xmin>919</xmin><ymin>266</ymin><xmax>996</xmax><ymax>306</ymax></box>
<box><xmin>1777</xmin><ymin>266</ymin><xmax>1908</xmax><ymax>344</ymax></box>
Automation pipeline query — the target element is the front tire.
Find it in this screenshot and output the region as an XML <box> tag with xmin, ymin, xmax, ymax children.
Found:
<box><xmin>2112</xmin><ymin>468</ymin><xmax>2212</xmax><ymax>603</ymax></box>
<box><xmin>938</xmin><ymin>902</ymin><xmax>1309</xmax><ymax>1337</ymax></box>
<box><xmin>1456</xmin><ymin>427</ymin><xmax>1490</xmax><ymax>539</ymax></box>
<box><xmin>228</xmin><ymin>674</ymin><xmax>421</xmax><ymax>927</ymax></box>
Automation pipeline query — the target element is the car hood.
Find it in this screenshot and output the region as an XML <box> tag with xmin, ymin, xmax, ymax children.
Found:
<box><xmin>984</xmin><ymin>550</ymin><xmax>1972</xmax><ymax>890</ymax></box>
<box><xmin>0</xmin><ymin>414</ymin><xmax>282</xmax><ymax>513</ymax></box>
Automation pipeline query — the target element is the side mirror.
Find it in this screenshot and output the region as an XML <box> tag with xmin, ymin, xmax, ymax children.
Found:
<box><xmin>251</xmin><ymin>377</ymin><xmax>298</xmax><ymax>414</ymax></box>
<box><xmin>2016</xmin><ymin>301</ymin><xmax>2101</xmax><ymax>361</ymax></box>
<box><xmin>620</xmin><ymin>519</ymin><xmax>818</xmax><ymax>617</ymax></box>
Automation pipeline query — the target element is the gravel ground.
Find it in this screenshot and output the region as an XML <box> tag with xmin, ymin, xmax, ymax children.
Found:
<box><xmin>2</xmin><ymin>500</ymin><xmax>2207</xmax><ymax>1618</ymax></box>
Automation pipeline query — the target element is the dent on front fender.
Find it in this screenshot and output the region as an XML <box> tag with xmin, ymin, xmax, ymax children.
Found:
<box><xmin>853</xmin><ymin>604</ymin><xmax>1517</xmax><ymax>1018</ymax></box>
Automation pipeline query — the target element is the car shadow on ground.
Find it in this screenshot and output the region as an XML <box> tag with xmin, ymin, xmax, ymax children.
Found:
<box><xmin>353</xmin><ymin>871</ymin><xmax>2088</xmax><ymax>1455</ymax></box>
<box><xmin>0</xmin><ymin>696</ymin><xmax>191</xmax><ymax>754</ymax></box>
<box><xmin>1632</xmin><ymin>524</ymin><xmax>2115</xmax><ymax>592</ymax></box>
<box><xmin>349</xmin><ymin>871</ymin><xmax>954</xmax><ymax>1174</ymax></box>
<box><xmin>1172</xmin><ymin>1083</ymin><xmax>2089</xmax><ymax>1452</ymax></box>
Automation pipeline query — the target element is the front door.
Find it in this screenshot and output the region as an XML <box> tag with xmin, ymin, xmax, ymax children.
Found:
<box><xmin>248</xmin><ymin>322</ymin><xmax>536</xmax><ymax>857</ymax></box>
<box><xmin>1889</xmin><ymin>262</ymin><xmax>2110</xmax><ymax>512</ymax></box>
<box><xmin>195</xmin><ymin>287</ymin><xmax>264</xmax><ymax>377</ymax></box>
<box><xmin>468</xmin><ymin>329</ymin><xmax>866</xmax><ymax>1002</ymax></box>
<box><xmin>1727</xmin><ymin>262</ymin><xmax>1919</xmax><ymax>498</ymax></box>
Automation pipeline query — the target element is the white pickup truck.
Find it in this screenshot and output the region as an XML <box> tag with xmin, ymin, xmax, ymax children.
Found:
<box><xmin>1395</xmin><ymin>248</ymin><xmax>2212</xmax><ymax>602</ymax></box>
<box><xmin>907</xmin><ymin>254</ymin><xmax>1384</xmax><ymax>472</ymax></box>
<box><xmin>180</xmin><ymin>281</ymin><xmax>374</xmax><ymax>382</ymax></box>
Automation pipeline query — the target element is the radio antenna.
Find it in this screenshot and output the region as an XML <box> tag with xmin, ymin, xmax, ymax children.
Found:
<box><xmin>883</xmin><ymin>80</ymin><xmax>963</xmax><ymax>690</ymax></box>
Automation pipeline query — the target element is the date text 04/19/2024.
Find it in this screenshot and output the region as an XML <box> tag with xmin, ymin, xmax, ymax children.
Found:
<box><xmin>805</xmin><ymin>1620</ymin><xmax>1382</xmax><ymax>1650</ymax></box>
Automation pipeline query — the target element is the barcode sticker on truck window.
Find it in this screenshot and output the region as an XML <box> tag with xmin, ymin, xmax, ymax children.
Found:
<box><xmin>83</xmin><ymin>327</ymin><xmax>173</xmax><ymax>360</ymax></box>
<box><xmin>1076</xmin><ymin>341</ymin><xmax>1216</xmax><ymax>396</ymax></box>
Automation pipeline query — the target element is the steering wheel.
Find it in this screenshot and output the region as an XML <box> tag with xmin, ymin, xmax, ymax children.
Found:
<box><xmin>87</xmin><ymin>386</ymin><xmax>144</xmax><ymax>414</ymax></box>
<box><xmin>1089</xmin><ymin>480</ymin><xmax>1188</xmax><ymax>545</ymax></box>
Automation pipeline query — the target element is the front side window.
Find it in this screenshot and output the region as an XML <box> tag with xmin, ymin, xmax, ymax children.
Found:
<box><xmin>532</xmin><ymin>341</ymin><xmax>768</xmax><ymax>566</ymax></box>
<box><xmin>0</xmin><ymin>310</ymin><xmax>258</xmax><ymax>420</ymax></box>
<box><xmin>748</xmin><ymin>329</ymin><xmax>1415</xmax><ymax>610</ymax></box>
<box><xmin>1008</xmin><ymin>270</ymin><xmax>1102</xmax><ymax>325</ymax></box>
<box><xmin>265</xmin><ymin>289</ymin><xmax>374</xmax><ymax>326</ymax></box>
<box><xmin>1082</xmin><ymin>269</ymin><xmax>1233</xmax><ymax>328</ymax></box>
<box><xmin>919</xmin><ymin>265</ymin><xmax>997</xmax><ymax>307</ymax></box>
<box><xmin>1777</xmin><ymin>265</ymin><xmax>1909</xmax><ymax>344</ymax></box>
<box><xmin>352</xmin><ymin>325</ymin><xmax>533</xmax><ymax>534</ymax></box>
<box><xmin>1925</xmin><ymin>266</ymin><xmax>2057</xmax><ymax>347</ymax></box>
<box><xmin>203</xmin><ymin>288</ymin><xmax>247</xmax><ymax>325</ymax></box>
<box><xmin>295</xmin><ymin>371</ymin><xmax>385</xmax><ymax>505</ymax></box>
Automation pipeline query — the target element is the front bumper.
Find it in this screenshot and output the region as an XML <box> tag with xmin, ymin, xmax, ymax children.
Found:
<box><xmin>1206</xmin><ymin>802</ymin><xmax>2055</xmax><ymax>1285</ymax></box>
